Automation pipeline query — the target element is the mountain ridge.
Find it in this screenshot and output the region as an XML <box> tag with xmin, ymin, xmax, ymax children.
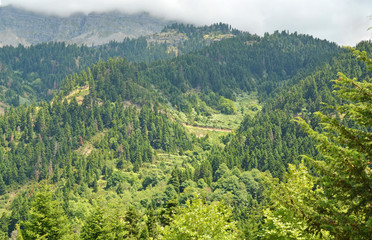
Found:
<box><xmin>0</xmin><ymin>5</ymin><xmax>170</xmax><ymax>47</ymax></box>
<box><xmin>0</xmin><ymin>12</ymin><xmax>370</xmax><ymax>238</ymax></box>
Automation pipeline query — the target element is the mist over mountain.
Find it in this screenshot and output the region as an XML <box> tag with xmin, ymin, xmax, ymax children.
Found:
<box><xmin>0</xmin><ymin>5</ymin><xmax>170</xmax><ymax>46</ymax></box>
<box><xmin>2</xmin><ymin>0</ymin><xmax>371</xmax><ymax>46</ymax></box>
<box><xmin>0</xmin><ymin>1</ymin><xmax>371</xmax><ymax>237</ymax></box>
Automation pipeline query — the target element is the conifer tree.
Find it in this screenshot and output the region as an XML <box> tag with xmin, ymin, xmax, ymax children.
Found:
<box><xmin>168</xmin><ymin>169</ymin><xmax>180</xmax><ymax>193</ymax></box>
<box><xmin>22</xmin><ymin>184</ymin><xmax>70</xmax><ymax>240</ymax></box>
<box><xmin>81</xmin><ymin>207</ymin><xmax>108</xmax><ymax>240</ymax></box>
<box><xmin>124</xmin><ymin>206</ymin><xmax>140</xmax><ymax>239</ymax></box>
<box><xmin>295</xmin><ymin>48</ymin><xmax>372</xmax><ymax>239</ymax></box>
<box><xmin>0</xmin><ymin>176</ymin><xmax>7</xmax><ymax>195</ymax></box>
<box><xmin>146</xmin><ymin>208</ymin><xmax>158</xmax><ymax>239</ymax></box>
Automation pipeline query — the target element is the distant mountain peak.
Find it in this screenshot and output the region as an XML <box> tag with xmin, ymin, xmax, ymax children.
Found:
<box><xmin>0</xmin><ymin>5</ymin><xmax>170</xmax><ymax>47</ymax></box>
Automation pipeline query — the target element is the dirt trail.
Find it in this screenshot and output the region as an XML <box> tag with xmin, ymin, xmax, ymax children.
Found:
<box><xmin>182</xmin><ymin>123</ymin><xmax>232</xmax><ymax>133</ymax></box>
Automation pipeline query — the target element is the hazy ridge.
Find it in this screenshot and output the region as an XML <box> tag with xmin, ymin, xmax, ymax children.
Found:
<box><xmin>0</xmin><ymin>5</ymin><xmax>170</xmax><ymax>46</ymax></box>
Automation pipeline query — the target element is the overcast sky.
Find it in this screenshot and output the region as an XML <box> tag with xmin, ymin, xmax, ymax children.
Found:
<box><xmin>2</xmin><ymin>0</ymin><xmax>371</xmax><ymax>46</ymax></box>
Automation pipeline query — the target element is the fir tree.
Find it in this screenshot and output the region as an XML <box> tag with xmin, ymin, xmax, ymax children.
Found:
<box><xmin>124</xmin><ymin>206</ymin><xmax>140</xmax><ymax>239</ymax></box>
<box><xmin>22</xmin><ymin>184</ymin><xmax>70</xmax><ymax>240</ymax></box>
<box><xmin>0</xmin><ymin>176</ymin><xmax>7</xmax><ymax>195</ymax></box>
<box><xmin>295</xmin><ymin>48</ymin><xmax>372</xmax><ymax>239</ymax></box>
<box><xmin>81</xmin><ymin>207</ymin><xmax>107</xmax><ymax>240</ymax></box>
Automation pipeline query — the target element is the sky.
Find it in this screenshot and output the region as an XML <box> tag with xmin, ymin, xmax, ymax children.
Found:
<box><xmin>1</xmin><ymin>0</ymin><xmax>371</xmax><ymax>46</ymax></box>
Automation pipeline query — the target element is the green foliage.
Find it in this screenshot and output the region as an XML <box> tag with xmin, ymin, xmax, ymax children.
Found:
<box><xmin>81</xmin><ymin>206</ymin><xmax>128</xmax><ymax>240</ymax></box>
<box><xmin>143</xmin><ymin>30</ymin><xmax>339</xmax><ymax>113</ymax></box>
<box><xmin>81</xmin><ymin>207</ymin><xmax>108</xmax><ymax>240</ymax></box>
<box><xmin>218</xmin><ymin>96</ymin><xmax>237</xmax><ymax>114</ymax></box>
<box><xmin>213</xmin><ymin>45</ymin><xmax>368</xmax><ymax>178</ymax></box>
<box><xmin>159</xmin><ymin>199</ymin><xmax>179</xmax><ymax>227</ymax></box>
<box><xmin>124</xmin><ymin>206</ymin><xmax>141</xmax><ymax>239</ymax></box>
<box><xmin>0</xmin><ymin>23</ymin><xmax>371</xmax><ymax>240</ymax></box>
<box><xmin>0</xmin><ymin>23</ymin><xmax>243</xmax><ymax>107</ymax></box>
<box><xmin>0</xmin><ymin>177</ymin><xmax>7</xmax><ymax>195</ymax></box>
<box><xmin>16</xmin><ymin>224</ymin><xmax>24</xmax><ymax>240</ymax></box>
<box><xmin>294</xmin><ymin>48</ymin><xmax>372</xmax><ymax>239</ymax></box>
<box><xmin>22</xmin><ymin>184</ymin><xmax>70</xmax><ymax>240</ymax></box>
<box><xmin>261</xmin><ymin>162</ymin><xmax>329</xmax><ymax>240</ymax></box>
<box><xmin>159</xmin><ymin>197</ymin><xmax>239</xmax><ymax>240</ymax></box>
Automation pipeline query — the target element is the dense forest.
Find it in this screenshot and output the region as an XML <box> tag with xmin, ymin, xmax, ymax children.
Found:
<box><xmin>0</xmin><ymin>23</ymin><xmax>370</xmax><ymax>239</ymax></box>
<box><xmin>0</xmin><ymin>23</ymin><xmax>238</xmax><ymax>107</ymax></box>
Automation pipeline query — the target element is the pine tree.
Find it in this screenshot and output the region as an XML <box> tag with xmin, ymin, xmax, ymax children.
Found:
<box><xmin>0</xmin><ymin>176</ymin><xmax>7</xmax><ymax>195</ymax></box>
<box><xmin>138</xmin><ymin>226</ymin><xmax>149</xmax><ymax>240</ymax></box>
<box><xmin>16</xmin><ymin>224</ymin><xmax>24</xmax><ymax>240</ymax></box>
<box><xmin>92</xmin><ymin>178</ymin><xmax>98</xmax><ymax>193</ymax></box>
<box><xmin>124</xmin><ymin>206</ymin><xmax>140</xmax><ymax>239</ymax></box>
<box><xmin>146</xmin><ymin>208</ymin><xmax>158</xmax><ymax>239</ymax></box>
<box><xmin>81</xmin><ymin>207</ymin><xmax>107</xmax><ymax>240</ymax></box>
<box><xmin>22</xmin><ymin>184</ymin><xmax>70</xmax><ymax>240</ymax></box>
<box><xmin>168</xmin><ymin>169</ymin><xmax>180</xmax><ymax>193</ymax></box>
<box><xmin>159</xmin><ymin>199</ymin><xmax>179</xmax><ymax>227</ymax></box>
<box><xmin>295</xmin><ymin>48</ymin><xmax>372</xmax><ymax>239</ymax></box>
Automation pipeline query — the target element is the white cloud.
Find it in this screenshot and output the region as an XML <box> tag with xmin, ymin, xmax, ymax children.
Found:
<box><xmin>2</xmin><ymin>0</ymin><xmax>371</xmax><ymax>45</ymax></box>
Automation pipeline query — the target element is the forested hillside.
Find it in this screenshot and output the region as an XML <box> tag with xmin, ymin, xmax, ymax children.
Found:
<box><xmin>0</xmin><ymin>22</ymin><xmax>371</xmax><ymax>239</ymax></box>
<box><xmin>0</xmin><ymin>23</ymin><xmax>240</xmax><ymax>107</ymax></box>
<box><xmin>213</xmin><ymin>48</ymin><xmax>368</xmax><ymax>178</ymax></box>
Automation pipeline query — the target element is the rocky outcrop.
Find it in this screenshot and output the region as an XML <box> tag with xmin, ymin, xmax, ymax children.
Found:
<box><xmin>0</xmin><ymin>5</ymin><xmax>169</xmax><ymax>46</ymax></box>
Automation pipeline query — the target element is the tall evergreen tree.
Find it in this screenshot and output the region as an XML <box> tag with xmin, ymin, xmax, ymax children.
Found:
<box><xmin>124</xmin><ymin>206</ymin><xmax>140</xmax><ymax>239</ymax></box>
<box><xmin>22</xmin><ymin>184</ymin><xmax>70</xmax><ymax>240</ymax></box>
<box><xmin>0</xmin><ymin>176</ymin><xmax>7</xmax><ymax>195</ymax></box>
<box><xmin>81</xmin><ymin>207</ymin><xmax>108</xmax><ymax>240</ymax></box>
<box><xmin>294</xmin><ymin>48</ymin><xmax>372</xmax><ymax>239</ymax></box>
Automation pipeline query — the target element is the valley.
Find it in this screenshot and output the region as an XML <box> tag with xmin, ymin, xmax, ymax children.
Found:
<box><xmin>0</xmin><ymin>5</ymin><xmax>370</xmax><ymax>239</ymax></box>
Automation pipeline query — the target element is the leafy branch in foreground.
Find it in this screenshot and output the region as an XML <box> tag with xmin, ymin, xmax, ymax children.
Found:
<box><xmin>159</xmin><ymin>197</ymin><xmax>239</xmax><ymax>240</ymax></box>
<box><xmin>260</xmin><ymin>162</ymin><xmax>329</xmax><ymax>240</ymax></box>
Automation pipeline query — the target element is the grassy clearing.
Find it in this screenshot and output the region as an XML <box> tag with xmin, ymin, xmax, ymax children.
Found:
<box><xmin>184</xmin><ymin>124</ymin><xmax>229</xmax><ymax>148</ymax></box>
<box><xmin>75</xmin><ymin>131</ymin><xmax>106</xmax><ymax>157</ymax></box>
<box><xmin>204</xmin><ymin>91</ymin><xmax>262</xmax><ymax>129</ymax></box>
<box><xmin>203</xmin><ymin>33</ymin><xmax>235</xmax><ymax>41</ymax></box>
<box><xmin>0</xmin><ymin>102</ymin><xmax>9</xmax><ymax>115</ymax></box>
<box><xmin>65</xmin><ymin>85</ymin><xmax>90</xmax><ymax>104</ymax></box>
<box><xmin>76</xmin><ymin>142</ymin><xmax>94</xmax><ymax>156</ymax></box>
<box><xmin>154</xmin><ymin>152</ymin><xmax>187</xmax><ymax>171</ymax></box>
<box><xmin>171</xmin><ymin>92</ymin><xmax>262</xmax><ymax>131</ymax></box>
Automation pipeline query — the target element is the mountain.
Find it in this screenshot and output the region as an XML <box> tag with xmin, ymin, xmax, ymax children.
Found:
<box><xmin>53</xmin><ymin>30</ymin><xmax>344</xmax><ymax>180</ymax></box>
<box><xmin>0</xmin><ymin>5</ymin><xmax>170</xmax><ymax>47</ymax></box>
<box><xmin>0</xmin><ymin>17</ymin><xmax>371</xmax><ymax>239</ymax></box>
<box><xmin>0</xmin><ymin>23</ymin><xmax>242</xmax><ymax>108</ymax></box>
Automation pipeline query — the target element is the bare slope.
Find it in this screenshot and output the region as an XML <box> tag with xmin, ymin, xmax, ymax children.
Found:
<box><xmin>0</xmin><ymin>5</ymin><xmax>169</xmax><ymax>46</ymax></box>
